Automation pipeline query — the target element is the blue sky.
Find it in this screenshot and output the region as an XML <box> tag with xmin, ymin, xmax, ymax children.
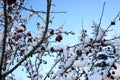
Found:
<box><xmin>26</xmin><ymin>0</ymin><xmax>120</xmax><ymax>45</ymax></box>
<box><xmin>52</xmin><ymin>0</ymin><xmax>120</xmax><ymax>33</ymax></box>
<box><xmin>15</xmin><ymin>0</ymin><xmax>120</xmax><ymax>79</ymax></box>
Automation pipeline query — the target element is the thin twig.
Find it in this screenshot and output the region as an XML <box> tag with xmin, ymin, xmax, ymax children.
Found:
<box><xmin>94</xmin><ymin>2</ymin><xmax>106</xmax><ymax>41</ymax></box>
<box><xmin>21</xmin><ymin>6</ymin><xmax>67</xmax><ymax>14</ymax></box>
<box><xmin>44</xmin><ymin>59</ymin><xmax>60</xmax><ymax>80</ymax></box>
<box><xmin>100</xmin><ymin>11</ymin><xmax>120</xmax><ymax>40</ymax></box>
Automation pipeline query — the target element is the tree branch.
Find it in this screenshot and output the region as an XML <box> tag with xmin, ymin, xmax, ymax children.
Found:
<box><xmin>94</xmin><ymin>2</ymin><xmax>106</xmax><ymax>41</ymax></box>
<box><xmin>21</xmin><ymin>6</ymin><xmax>67</xmax><ymax>14</ymax></box>
<box><xmin>2</xmin><ymin>0</ymin><xmax>52</xmax><ymax>77</ymax></box>
<box><xmin>0</xmin><ymin>0</ymin><xmax>7</xmax><ymax>78</ymax></box>
<box><xmin>44</xmin><ymin>59</ymin><xmax>60</xmax><ymax>80</ymax></box>
<box><xmin>100</xmin><ymin>11</ymin><xmax>120</xmax><ymax>40</ymax></box>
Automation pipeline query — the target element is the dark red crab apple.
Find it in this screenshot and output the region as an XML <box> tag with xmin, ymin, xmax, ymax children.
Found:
<box><xmin>7</xmin><ymin>0</ymin><xmax>16</xmax><ymax>5</ymax></box>
<box><xmin>55</xmin><ymin>35</ymin><xmax>62</xmax><ymax>42</ymax></box>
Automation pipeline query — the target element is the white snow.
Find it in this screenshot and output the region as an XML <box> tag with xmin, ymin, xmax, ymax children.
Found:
<box><xmin>0</xmin><ymin>10</ymin><xmax>3</xmax><ymax>16</ymax></box>
<box><xmin>62</xmin><ymin>46</ymin><xmax>68</xmax><ymax>59</ymax></box>
<box><xmin>89</xmin><ymin>72</ymin><xmax>103</xmax><ymax>80</ymax></box>
<box><xmin>0</xmin><ymin>31</ymin><xmax>3</xmax><ymax>41</ymax></box>
<box><xmin>73</xmin><ymin>55</ymin><xmax>88</xmax><ymax>68</ymax></box>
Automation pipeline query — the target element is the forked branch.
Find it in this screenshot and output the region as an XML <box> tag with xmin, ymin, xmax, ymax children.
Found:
<box><xmin>2</xmin><ymin>0</ymin><xmax>52</xmax><ymax>77</ymax></box>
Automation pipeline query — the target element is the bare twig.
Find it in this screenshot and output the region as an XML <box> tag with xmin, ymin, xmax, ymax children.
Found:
<box><xmin>44</xmin><ymin>59</ymin><xmax>60</xmax><ymax>80</ymax></box>
<box><xmin>94</xmin><ymin>2</ymin><xmax>106</xmax><ymax>41</ymax></box>
<box><xmin>100</xmin><ymin>11</ymin><xmax>120</xmax><ymax>41</ymax></box>
<box><xmin>21</xmin><ymin>6</ymin><xmax>67</xmax><ymax>14</ymax></box>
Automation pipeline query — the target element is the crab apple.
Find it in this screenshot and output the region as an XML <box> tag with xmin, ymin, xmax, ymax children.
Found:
<box><xmin>7</xmin><ymin>0</ymin><xmax>16</xmax><ymax>5</ymax></box>
<box><xmin>41</xmin><ymin>47</ymin><xmax>45</xmax><ymax>51</ymax></box>
<box><xmin>50</xmin><ymin>29</ymin><xmax>54</xmax><ymax>35</ymax></box>
<box><xmin>55</xmin><ymin>35</ymin><xmax>62</xmax><ymax>42</ymax></box>
<box><xmin>112</xmin><ymin>71</ymin><xmax>115</xmax><ymax>74</ymax></box>
<box><xmin>28</xmin><ymin>38</ymin><xmax>32</xmax><ymax>42</ymax></box>
<box><xmin>60</xmin><ymin>49</ymin><xmax>63</xmax><ymax>53</ymax></box>
<box><xmin>113</xmin><ymin>49</ymin><xmax>116</xmax><ymax>54</ymax></box>
<box><xmin>86</xmin><ymin>51</ymin><xmax>89</xmax><ymax>55</ymax></box>
<box><xmin>15</xmin><ymin>36</ymin><xmax>19</xmax><ymax>41</ymax></box>
<box><xmin>12</xmin><ymin>0</ymin><xmax>16</xmax><ymax>4</ymax></box>
<box><xmin>110</xmin><ymin>76</ymin><xmax>114</xmax><ymax>79</ymax></box>
<box><xmin>112</xmin><ymin>63</ymin><xmax>117</xmax><ymax>69</ymax></box>
<box><xmin>7</xmin><ymin>0</ymin><xmax>12</xmax><ymax>5</ymax></box>
<box><xmin>76</xmin><ymin>50</ymin><xmax>82</xmax><ymax>56</ymax></box>
<box><xmin>17</xmin><ymin>29</ymin><xmax>23</xmax><ymax>33</ymax></box>
<box><xmin>101</xmin><ymin>72</ymin><xmax>103</xmax><ymax>75</ymax></box>
<box><xmin>8</xmin><ymin>6</ymin><xmax>13</xmax><ymax>13</ymax></box>
<box><xmin>107</xmin><ymin>72</ymin><xmax>111</xmax><ymax>78</ymax></box>
<box><xmin>27</xmin><ymin>32</ymin><xmax>31</xmax><ymax>36</ymax></box>
<box><xmin>50</xmin><ymin>47</ymin><xmax>54</xmax><ymax>52</ymax></box>
<box><xmin>111</xmin><ymin>21</ymin><xmax>115</xmax><ymax>25</ymax></box>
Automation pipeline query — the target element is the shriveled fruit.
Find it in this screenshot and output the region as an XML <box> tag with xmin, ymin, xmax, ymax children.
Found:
<box><xmin>55</xmin><ymin>35</ymin><xmax>62</xmax><ymax>42</ymax></box>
